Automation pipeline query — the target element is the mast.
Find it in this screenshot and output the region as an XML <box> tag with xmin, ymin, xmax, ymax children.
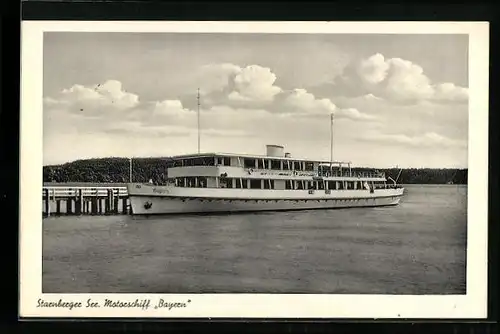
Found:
<box><xmin>197</xmin><ymin>88</ymin><xmax>201</xmax><ymax>154</ymax></box>
<box><xmin>330</xmin><ymin>112</ymin><xmax>334</xmax><ymax>172</ymax></box>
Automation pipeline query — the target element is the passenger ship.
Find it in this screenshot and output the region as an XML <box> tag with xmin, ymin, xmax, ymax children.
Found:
<box><xmin>127</xmin><ymin>144</ymin><xmax>405</xmax><ymax>215</ymax></box>
<box><xmin>127</xmin><ymin>89</ymin><xmax>404</xmax><ymax>215</ymax></box>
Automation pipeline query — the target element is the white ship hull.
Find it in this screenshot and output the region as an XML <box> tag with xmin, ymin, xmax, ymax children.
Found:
<box><xmin>127</xmin><ymin>183</ymin><xmax>405</xmax><ymax>215</ymax></box>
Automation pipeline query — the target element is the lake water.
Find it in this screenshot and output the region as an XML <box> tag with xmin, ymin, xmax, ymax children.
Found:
<box><xmin>42</xmin><ymin>185</ymin><xmax>467</xmax><ymax>294</ymax></box>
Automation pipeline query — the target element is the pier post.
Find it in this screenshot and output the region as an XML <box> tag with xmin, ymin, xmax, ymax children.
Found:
<box><xmin>122</xmin><ymin>198</ymin><xmax>128</xmax><ymax>215</ymax></box>
<box><xmin>91</xmin><ymin>197</ymin><xmax>98</xmax><ymax>215</ymax></box>
<box><xmin>91</xmin><ymin>189</ymin><xmax>98</xmax><ymax>215</ymax></box>
<box><xmin>76</xmin><ymin>189</ymin><xmax>83</xmax><ymax>215</ymax></box>
<box><xmin>66</xmin><ymin>198</ymin><xmax>73</xmax><ymax>215</ymax></box>
<box><xmin>113</xmin><ymin>189</ymin><xmax>119</xmax><ymax>214</ymax></box>
<box><xmin>105</xmin><ymin>190</ymin><xmax>111</xmax><ymax>214</ymax></box>
<box><xmin>44</xmin><ymin>188</ymin><xmax>50</xmax><ymax>217</ymax></box>
<box><xmin>110</xmin><ymin>189</ymin><xmax>115</xmax><ymax>212</ymax></box>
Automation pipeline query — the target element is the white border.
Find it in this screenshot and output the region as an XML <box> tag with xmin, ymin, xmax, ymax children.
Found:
<box><xmin>20</xmin><ymin>21</ymin><xmax>489</xmax><ymax>319</ymax></box>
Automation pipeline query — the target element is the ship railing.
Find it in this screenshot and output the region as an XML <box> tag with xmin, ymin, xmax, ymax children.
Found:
<box><xmin>317</xmin><ymin>171</ymin><xmax>386</xmax><ymax>178</ymax></box>
<box><xmin>243</xmin><ymin>167</ymin><xmax>386</xmax><ymax>179</ymax></box>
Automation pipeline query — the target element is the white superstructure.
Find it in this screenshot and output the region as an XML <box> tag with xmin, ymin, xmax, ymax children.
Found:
<box><xmin>127</xmin><ymin>146</ymin><xmax>404</xmax><ymax>215</ymax></box>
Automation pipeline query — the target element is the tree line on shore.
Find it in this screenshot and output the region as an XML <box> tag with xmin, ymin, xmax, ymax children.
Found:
<box><xmin>43</xmin><ymin>157</ymin><xmax>468</xmax><ymax>185</ymax></box>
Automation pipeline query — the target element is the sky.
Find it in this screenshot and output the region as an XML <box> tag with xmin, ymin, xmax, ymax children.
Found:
<box><xmin>43</xmin><ymin>32</ymin><xmax>469</xmax><ymax>168</ymax></box>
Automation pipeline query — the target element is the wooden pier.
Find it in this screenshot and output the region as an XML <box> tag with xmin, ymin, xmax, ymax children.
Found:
<box><xmin>42</xmin><ymin>186</ymin><xmax>130</xmax><ymax>217</ymax></box>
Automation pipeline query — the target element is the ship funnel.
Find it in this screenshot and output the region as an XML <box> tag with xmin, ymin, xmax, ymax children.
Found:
<box><xmin>266</xmin><ymin>144</ymin><xmax>285</xmax><ymax>157</ymax></box>
<box><xmin>285</xmin><ymin>152</ymin><xmax>291</xmax><ymax>158</ymax></box>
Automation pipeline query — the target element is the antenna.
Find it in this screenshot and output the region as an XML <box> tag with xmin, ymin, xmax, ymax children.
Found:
<box><xmin>197</xmin><ymin>88</ymin><xmax>201</xmax><ymax>154</ymax></box>
<box><xmin>330</xmin><ymin>112</ymin><xmax>334</xmax><ymax>167</ymax></box>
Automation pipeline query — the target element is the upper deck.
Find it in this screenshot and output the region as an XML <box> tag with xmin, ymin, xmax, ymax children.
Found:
<box><xmin>163</xmin><ymin>145</ymin><xmax>386</xmax><ymax>181</ymax></box>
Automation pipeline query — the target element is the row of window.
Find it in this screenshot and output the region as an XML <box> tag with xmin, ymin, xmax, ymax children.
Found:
<box><xmin>169</xmin><ymin>157</ymin><xmax>324</xmax><ymax>172</ymax></box>
<box><xmin>176</xmin><ymin>198</ymin><xmax>397</xmax><ymax>203</ymax></box>
<box><xmin>175</xmin><ymin>177</ymin><xmax>389</xmax><ymax>190</ymax></box>
<box><xmin>167</xmin><ymin>157</ymin><xmax>385</xmax><ymax>179</ymax></box>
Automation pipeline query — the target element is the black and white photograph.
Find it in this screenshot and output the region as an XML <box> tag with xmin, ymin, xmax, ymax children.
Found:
<box><xmin>20</xmin><ymin>21</ymin><xmax>489</xmax><ymax>318</ymax></box>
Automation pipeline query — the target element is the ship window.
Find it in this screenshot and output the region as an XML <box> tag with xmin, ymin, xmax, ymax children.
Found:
<box><xmin>270</xmin><ymin>180</ymin><xmax>275</xmax><ymax>189</ymax></box>
<box><xmin>244</xmin><ymin>158</ymin><xmax>255</xmax><ymax>168</ymax></box>
<box><xmin>202</xmin><ymin>157</ymin><xmax>215</xmax><ymax>166</ymax></box>
<box><xmin>305</xmin><ymin>162</ymin><xmax>314</xmax><ymax>171</ymax></box>
<box><xmin>296</xmin><ymin>181</ymin><xmax>304</xmax><ymax>190</ymax></box>
<box><xmin>293</xmin><ymin>161</ymin><xmax>302</xmax><ymax>171</ymax></box>
<box><xmin>235</xmin><ymin>178</ymin><xmax>242</xmax><ymax>189</ymax></box>
<box><xmin>185</xmin><ymin>177</ymin><xmax>195</xmax><ymax>187</ymax></box>
<box><xmin>258</xmin><ymin>159</ymin><xmax>266</xmax><ymax>169</ymax></box>
<box><xmin>263</xmin><ymin>179</ymin><xmax>271</xmax><ymax>189</ymax></box>
<box><xmin>270</xmin><ymin>160</ymin><xmax>281</xmax><ymax>170</ymax></box>
<box><xmin>283</xmin><ymin>160</ymin><xmax>291</xmax><ymax>170</ymax></box>
<box><xmin>250</xmin><ymin>179</ymin><xmax>261</xmax><ymax>189</ymax></box>
<box><xmin>223</xmin><ymin>157</ymin><xmax>231</xmax><ymax>166</ymax></box>
<box><xmin>198</xmin><ymin>177</ymin><xmax>207</xmax><ymax>188</ymax></box>
<box><xmin>285</xmin><ymin>180</ymin><xmax>292</xmax><ymax>189</ymax></box>
<box><xmin>216</xmin><ymin>157</ymin><xmax>224</xmax><ymax>166</ymax></box>
<box><xmin>220</xmin><ymin>177</ymin><xmax>232</xmax><ymax>188</ymax></box>
<box><xmin>328</xmin><ymin>181</ymin><xmax>336</xmax><ymax>190</ymax></box>
<box><xmin>318</xmin><ymin>181</ymin><xmax>325</xmax><ymax>190</ymax></box>
<box><xmin>308</xmin><ymin>181</ymin><xmax>315</xmax><ymax>190</ymax></box>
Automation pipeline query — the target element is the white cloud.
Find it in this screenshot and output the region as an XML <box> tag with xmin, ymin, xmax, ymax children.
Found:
<box><xmin>193</xmin><ymin>63</ymin><xmax>283</xmax><ymax>105</ymax></box>
<box><xmin>432</xmin><ymin>83</ymin><xmax>469</xmax><ymax>103</ymax></box>
<box><xmin>43</xmin><ymin>70</ymin><xmax>464</xmax><ymax>168</ymax></box>
<box><xmin>44</xmin><ymin>80</ymin><xmax>140</xmax><ymax>117</ymax></box>
<box><xmin>383</xmin><ymin>57</ymin><xmax>435</xmax><ymax>102</ymax></box>
<box><xmin>228</xmin><ymin>65</ymin><xmax>282</xmax><ymax>102</ymax></box>
<box><xmin>337</xmin><ymin>107</ymin><xmax>376</xmax><ymax>121</ymax></box>
<box><xmin>357</xmin><ymin>53</ymin><xmax>390</xmax><ymax>84</ymax></box>
<box><xmin>283</xmin><ymin>89</ymin><xmax>335</xmax><ymax>114</ymax></box>
<box><xmin>331</xmin><ymin>53</ymin><xmax>468</xmax><ymax>104</ymax></box>
<box><xmin>280</xmin><ymin>88</ymin><xmax>375</xmax><ymax>121</ymax></box>
<box><xmin>152</xmin><ymin>99</ymin><xmax>192</xmax><ymax>117</ymax></box>
<box><xmin>198</xmin><ymin>63</ymin><xmax>242</xmax><ymax>95</ymax></box>
<box><xmin>359</xmin><ymin>131</ymin><xmax>467</xmax><ymax>148</ymax></box>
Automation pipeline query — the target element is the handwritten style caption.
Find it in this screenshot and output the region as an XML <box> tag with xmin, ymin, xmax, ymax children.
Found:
<box><xmin>37</xmin><ymin>298</ymin><xmax>192</xmax><ymax>311</ymax></box>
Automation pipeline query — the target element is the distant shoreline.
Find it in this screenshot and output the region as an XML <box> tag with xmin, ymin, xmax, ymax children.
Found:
<box><xmin>43</xmin><ymin>158</ymin><xmax>468</xmax><ymax>185</ymax></box>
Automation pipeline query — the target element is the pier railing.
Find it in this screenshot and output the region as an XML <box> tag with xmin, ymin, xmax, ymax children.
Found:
<box><xmin>42</xmin><ymin>187</ymin><xmax>128</xmax><ymax>199</ymax></box>
<box><xmin>42</xmin><ymin>186</ymin><xmax>129</xmax><ymax>217</ymax></box>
